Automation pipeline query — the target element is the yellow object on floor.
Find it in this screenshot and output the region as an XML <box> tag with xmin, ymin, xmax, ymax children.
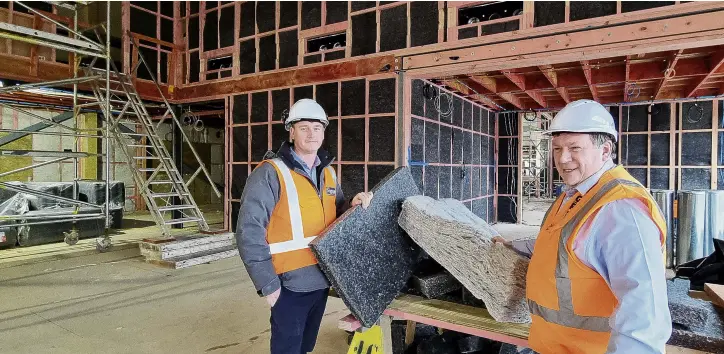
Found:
<box><xmin>347</xmin><ymin>325</ymin><xmax>382</xmax><ymax>354</ymax></box>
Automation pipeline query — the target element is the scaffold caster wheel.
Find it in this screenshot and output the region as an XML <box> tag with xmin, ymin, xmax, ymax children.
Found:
<box><xmin>63</xmin><ymin>230</ymin><xmax>79</xmax><ymax>246</ymax></box>
<box><xmin>96</xmin><ymin>236</ymin><xmax>112</xmax><ymax>252</ymax></box>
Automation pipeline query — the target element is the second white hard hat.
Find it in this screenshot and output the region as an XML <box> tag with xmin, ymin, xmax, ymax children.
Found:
<box><xmin>285</xmin><ymin>99</ymin><xmax>329</xmax><ymax>131</ymax></box>
<box><xmin>546</xmin><ymin>99</ymin><xmax>618</xmax><ymax>142</ymax></box>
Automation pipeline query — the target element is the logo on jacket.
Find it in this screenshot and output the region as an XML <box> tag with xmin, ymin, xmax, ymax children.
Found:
<box><xmin>326</xmin><ymin>187</ymin><xmax>336</xmax><ymax>196</ymax></box>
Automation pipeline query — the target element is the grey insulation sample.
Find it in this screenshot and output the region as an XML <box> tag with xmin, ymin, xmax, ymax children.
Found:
<box><xmin>231</xmin><ymin>165</ymin><xmax>248</xmax><ymax>199</ymax></box>
<box><xmin>189</xmin><ymin>51</ymin><xmax>199</xmax><ymax>83</ymax></box>
<box><xmin>666</xmin><ymin>278</ymin><xmax>724</xmax><ymax>352</ymax></box>
<box><xmin>369</xmin><ymin>116</ymin><xmax>396</xmax><ymax>162</ymax></box>
<box><xmin>304</xmin><ymin>54</ymin><xmax>322</xmax><ymax>65</ymax></box>
<box><xmin>251</xmin><ymin>92</ymin><xmax>268</xmax><ymax>123</ymax></box>
<box><xmin>301</xmin><ymin>1</ymin><xmax>321</xmax><ymax>30</ymax></box>
<box><xmin>341</xmin><ymin>118</ymin><xmax>365</xmax><ymax>161</ymax></box>
<box><xmin>380</xmin><ymin>4</ymin><xmax>407</xmax><ymax>52</ymax></box>
<box><xmin>368</xmin><ymin>165</ymin><xmax>395</xmax><ymax>190</ymax></box>
<box><xmin>410</xmin><ymin>1</ymin><xmax>438</xmax><ymax>47</ymax></box>
<box><xmin>411</xmin><ymin>118</ymin><xmax>425</xmax><ymax>162</ymax></box>
<box><xmin>326</xmin><ymin>1</ymin><xmax>348</xmax><ymax>24</ymax></box>
<box><xmin>232</xmin><ymin>126</ymin><xmax>248</xmax><ymax>162</ymax></box>
<box><xmin>203</xmin><ymin>11</ymin><xmax>218</xmax><ymax>51</ymax></box>
<box><xmin>411</xmin><ymin>272</ymin><xmax>462</xmax><ymax>299</ymax></box>
<box><xmin>620</xmin><ymin>134</ymin><xmax>647</xmax><ymax>165</ymax></box>
<box><xmin>534</xmin><ymin>1</ymin><xmax>565</xmax><ymax>27</ymax></box>
<box><xmin>369</xmin><ymin>78</ymin><xmax>396</xmax><ymax>114</ymax></box>
<box><xmin>325</xmin><ymin>50</ymin><xmax>345</xmax><ymax>61</ymax></box>
<box><xmin>279</xmin><ymin>30</ymin><xmax>298</xmax><ymax>69</ymax></box>
<box><xmin>256</xmin><ymin>1</ymin><xmax>276</xmax><ymax>33</ymax></box>
<box><xmin>681</xmin><ymin>168</ymin><xmax>710</xmax><ymax>190</ymax></box>
<box><xmin>279</xmin><ymin>1</ymin><xmax>298</xmax><ymax>28</ymax></box>
<box><xmin>423</xmin><ymin>166</ymin><xmax>439</xmax><ymax>199</ymax></box>
<box><xmin>621</xmin><ymin>105</ymin><xmax>648</xmax><ymax>132</ymax></box>
<box><xmin>239</xmin><ymin>1</ymin><xmax>255</xmax><ymax>37</ymax></box>
<box><xmin>271</xmin><ymin>88</ymin><xmax>290</xmax><ymax>123</ymax></box>
<box><xmin>681</xmin><ymin>132</ymin><xmax>711</xmax><ymax>166</ymax></box>
<box><xmin>622</xmin><ymin>1</ymin><xmax>674</xmax><ymax>13</ymax></box>
<box><xmin>294</xmin><ymin>85</ymin><xmax>314</xmax><ymax>101</ymax></box>
<box><xmin>258</xmin><ymin>34</ymin><xmax>276</xmax><ymax>71</ymax></box>
<box><xmin>316</xmin><ymin>82</ymin><xmax>339</xmax><ymax>117</ymax></box>
<box><xmin>271</xmin><ymin>123</ymin><xmax>286</xmax><ymax>150</ymax></box>
<box><xmin>311</xmin><ymin>167</ymin><xmax>419</xmax><ymax>328</ymax></box>
<box><xmin>322</xmin><ymin>120</ymin><xmax>338</xmax><ymax>157</ymax></box>
<box><xmin>569</xmin><ymin>1</ymin><xmax>617</xmax><ymax>21</ymax></box>
<box><xmin>650</xmin><ymin>168</ymin><xmax>669</xmax><ymax>190</ymax></box>
<box><xmin>651</xmin><ymin>103</ymin><xmax>671</xmax><ymax>131</ymax></box>
<box><xmin>250</xmin><ymin>125</ymin><xmax>268</xmax><ymax>162</ymax></box>
<box><xmin>341</xmin><ymin>164</ymin><xmax>364</xmax><ymax>198</ymax></box>
<box><xmin>472</xmin><ymin>197</ymin><xmax>486</xmax><ymax>221</ymax></box>
<box><xmin>411</xmin><ymin>80</ymin><xmax>425</xmax><ymax>117</ymax></box>
<box><xmin>682</xmin><ymin>101</ymin><xmax>713</xmax><ymax>130</ymax></box>
<box><xmin>219</xmin><ymin>7</ymin><xmax>234</xmax><ymax>47</ymax></box>
<box><xmin>399</xmin><ymin>196</ymin><xmax>531</xmax><ymax>323</ymax></box>
<box><xmin>351</xmin><ymin>11</ymin><xmax>376</xmax><ymax>56</ymax></box>
<box><xmin>627</xmin><ymin>168</ymin><xmax>647</xmax><ymax>186</ymax></box>
<box><xmin>188</xmin><ymin>17</ymin><xmax>199</xmax><ymax>49</ymax></box>
<box><xmin>238</xmin><ymin>39</ymin><xmax>255</xmax><ymax>75</ymax></box>
<box><xmin>232</xmin><ymin>94</ymin><xmax>248</xmax><ymax>124</ymax></box>
<box><xmin>438</xmin><ymin>125</ymin><xmax>450</xmax><ymax>164</ymax></box>
<box><xmin>650</xmin><ymin>133</ymin><xmax>671</xmax><ymax>166</ymax></box>
<box><xmin>439</xmin><ymin>167</ymin><xmax>451</xmax><ymax>199</ymax></box>
<box><xmin>341</xmin><ymin>79</ymin><xmax>365</xmax><ymax>116</ymax></box>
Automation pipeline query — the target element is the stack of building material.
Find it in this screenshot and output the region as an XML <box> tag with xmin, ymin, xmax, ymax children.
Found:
<box><xmin>310</xmin><ymin>167</ymin><xmax>420</xmax><ymax>328</ymax></box>
<box><xmin>667</xmin><ymin>278</ymin><xmax>724</xmax><ymax>352</ymax></box>
<box><xmin>139</xmin><ymin>233</ymin><xmax>237</xmax><ymax>269</ymax></box>
<box><xmin>398</xmin><ymin>196</ymin><xmax>530</xmax><ymax>323</ymax></box>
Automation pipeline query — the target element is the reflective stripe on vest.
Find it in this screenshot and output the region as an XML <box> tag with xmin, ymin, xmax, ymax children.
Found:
<box><xmin>267</xmin><ymin>158</ymin><xmax>314</xmax><ymax>254</ymax></box>
<box><xmin>527</xmin><ymin>178</ymin><xmax>641</xmax><ymax>333</ymax></box>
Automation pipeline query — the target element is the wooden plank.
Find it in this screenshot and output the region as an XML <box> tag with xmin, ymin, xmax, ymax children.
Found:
<box><xmin>704</xmin><ymin>283</ymin><xmax>724</xmax><ymax>308</ymax></box>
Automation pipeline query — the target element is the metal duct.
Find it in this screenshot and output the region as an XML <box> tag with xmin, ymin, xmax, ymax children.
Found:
<box><xmin>676</xmin><ymin>191</ymin><xmax>707</xmax><ymax>266</ymax></box>
<box><xmin>705</xmin><ymin>190</ymin><xmax>724</xmax><ymax>257</ymax></box>
<box><xmin>652</xmin><ymin>190</ymin><xmax>675</xmax><ymax>268</ymax></box>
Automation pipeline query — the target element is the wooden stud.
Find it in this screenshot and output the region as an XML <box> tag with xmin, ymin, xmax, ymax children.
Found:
<box><xmin>647</xmin><ymin>104</ymin><xmax>652</xmax><ymax>188</ymax></box>
<box><xmin>517</xmin><ymin>113</ymin><xmax>523</xmax><ymax>223</ymax></box>
<box><xmin>521</xmin><ymin>1</ymin><xmax>534</xmax><ymax>30</ymax></box>
<box><xmin>713</xmin><ymin>99</ymin><xmax>719</xmax><ymax>189</ymax></box>
<box><xmin>564</xmin><ymin>0</ymin><xmax>570</xmax><ymax>23</ymax></box>
<box><xmin>670</xmin><ymin>103</ymin><xmax>676</xmax><ymax>190</ymax></box>
<box><xmin>678</xmin><ymin>103</ymin><xmax>683</xmax><ymax>190</ymax></box>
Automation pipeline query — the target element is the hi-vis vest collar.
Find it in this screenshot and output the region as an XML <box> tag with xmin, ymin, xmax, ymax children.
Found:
<box><xmin>267</xmin><ymin>158</ymin><xmax>336</xmax><ymax>255</ymax></box>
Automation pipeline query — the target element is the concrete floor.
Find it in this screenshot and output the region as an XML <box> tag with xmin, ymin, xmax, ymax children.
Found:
<box><xmin>0</xmin><ymin>248</ymin><xmax>350</xmax><ymax>354</ymax></box>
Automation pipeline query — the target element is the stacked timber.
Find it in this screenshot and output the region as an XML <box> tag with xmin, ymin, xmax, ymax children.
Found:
<box><xmin>398</xmin><ymin>196</ymin><xmax>531</xmax><ymax>323</ymax></box>
<box><xmin>139</xmin><ymin>233</ymin><xmax>237</xmax><ymax>269</ymax></box>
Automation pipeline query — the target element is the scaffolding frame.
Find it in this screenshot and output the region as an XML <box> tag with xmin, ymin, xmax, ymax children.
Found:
<box><xmin>0</xmin><ymin>1</ymin><xmax>111</xmax><ymax>248</ymax></box>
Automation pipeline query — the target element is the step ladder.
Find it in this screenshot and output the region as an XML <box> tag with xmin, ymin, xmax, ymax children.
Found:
<box><xmin>82</xmin><ymin>64</ymin><xmax>210</xmax><ymax>236</ymax></box>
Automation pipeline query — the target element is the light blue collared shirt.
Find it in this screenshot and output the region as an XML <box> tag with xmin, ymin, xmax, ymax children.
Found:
<box><xmin>511</xmin><ymin>160</ymin><xmax>671</xmax><ymax>354</ymax></box>
<box><xmin>290</xmin><ymin>148</ymin><xmax>321</xmax><ymax>190</ymax></box>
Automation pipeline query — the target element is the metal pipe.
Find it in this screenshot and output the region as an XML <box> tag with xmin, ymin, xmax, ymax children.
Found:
<box><xmin>0</xmin><ymin>129</ymin><xmax>104</xmax><ymax>139</ymax></box>
<box><xmin>705</xmin><ymin>190</ymin><xmax>724</xmax><ymax>256</ymax></box>
<box><xmin>105</xmin><ymin>0</ymin><xmax>111</xmax><ymax>229</ymax></box>
<box><xmin>1</xmin><ymin>213</ymin><xmax>105</xmax><ymax>221</ymax></box>
<box><xmin>0</xmin><ymin>102</ymin><xmax>76</xmax><ymax>132</ymax></box>
<box><xmin>651</xmin><ymin>190</ymin><xmax>675</xmax><ymax>268</ymax></box>
<box><xmin>14</xmin><ymin>1</ymin><xmax>105</xmax><ymax>51</ymax></box>
<box><xmin>676</xmin><ymin>190</ymin><xmax>707</xmax><ymax>265</ymax></box>
<box><xmin>0</xmin><ymin>181</ymin><xmax>102</xmax><ymax>210</ymax></box>
<box><xmin>0</xmin><ymin>76</ymin><xmax>101</xmax><ymax>94</ymax></box>
<box><xmin>73</xmin><ymin>8</ymin><xmax>80</xmax><ymax>210</ymax></box>
<box><xmin>1</xmin><ymin>215</ymin><xmax>105</xmax><ymax>227</ymax></box>
<box><xmin>0</xmin><ymin>157</ymin><xmax>70</xmax><ymax>178</ymax></box>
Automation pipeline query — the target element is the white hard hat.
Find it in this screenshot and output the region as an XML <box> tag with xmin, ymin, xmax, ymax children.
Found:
<box><xmin>285</xmin><ymin>99</ymin><xmax>329</xmax><ymax>131</ymax></box>
<box><xmin>546</xmin><ymin>99</ymin><xmax>618</xmax><ymax>142</ymax></box>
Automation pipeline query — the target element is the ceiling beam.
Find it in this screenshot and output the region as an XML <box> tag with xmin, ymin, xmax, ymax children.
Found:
<box><xmin>502</xmin><ymin>70</ymin><xmax>546</xmax><ymax>108</ymax></box>
<box><xmin>538</xmin><ymin>65</ymin><xmax>571</xmax><ymax>104</ymax></box>
<box><xmin>469</xmin><ymin>76</ymin><xmax>527</xmax><ymax>109</ymax></box>
<box><xmin>456</xmin><ymin>77</ymin><xmax>502</xmax><ymax>111</ymax></box>
<box><xmin>686</xmin><ymin>47</ymin><xmax>724</xmax><ymax>97</ymax></box>
<box><xmin>624</xmin><ymin>56</ymin><xmax>632</xmax><ymax>102</ymax></box>
<box><xmin>497</xmin><ymin>92</ymin><xmax>526</xmax><ymax>110</ymax></box>
<box><xmin>654</xmin><ymin>50</ymin><xmax>684</xmax><ymax>100</ymax></box>
<box><xmin>581</xmin><ymin>61</ymin><xmax>600</xmax><ymax>101</ymax></box>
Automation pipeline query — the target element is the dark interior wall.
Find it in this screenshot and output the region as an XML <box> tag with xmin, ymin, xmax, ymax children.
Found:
<box><xmin>497</xmin><ymin>112</ymin><xmax>519</xmax><ymax>223</ymax></box>
<box><xmin>409</xmin><ymin>79</ymin><xmax>497</xmax><ymax>224</ymax></box>
<box><xmin>227</xmin><ymin>75</ymin><xmax>398</xmax><ymax>227</ymax></box>
<box><xmin>617</xmin><ymin>100</ymin><xmax>724</xmax><ymax>191</ymax></box>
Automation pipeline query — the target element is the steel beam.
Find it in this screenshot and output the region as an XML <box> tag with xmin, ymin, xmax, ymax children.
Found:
<box><xmin>0</xmin><ymin>22</ymin><xmax>104</xmax><ymax>58</ymax></box>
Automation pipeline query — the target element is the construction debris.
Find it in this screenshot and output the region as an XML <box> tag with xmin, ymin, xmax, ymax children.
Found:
<box><xmin>399</xmin><ymin>196</ymin><xmax>530</xmax><ymax>323</ymax></box>
<box><xmin>139</xmin><ymin>233</ymin><xmax>237</xmax><ymax>269</ymax></box>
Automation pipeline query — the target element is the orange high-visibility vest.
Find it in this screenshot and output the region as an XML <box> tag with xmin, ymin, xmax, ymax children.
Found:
<box><xmin>526</xmin><ymin>166</ymin><xmax>667</xmax><ymax>354</ymax></box>
<box><xmin>264</xmin><ymin>158</ymin><xmax>338</xmax><ymax>274</ymax></box>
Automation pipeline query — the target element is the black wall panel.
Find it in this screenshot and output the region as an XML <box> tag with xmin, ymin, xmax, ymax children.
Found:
<box><xmin>279</xmin><ymin>30</ymin><xmax>299</xmax><ymax>69</ymax></box>
<box><xmin>369</xmin><ymin>78</ymin><xmax>396</xmax><ymax>114</ymax></box>
<box><xmin>258</xmin><ymin>34</ymin><xmax>277</xmax><ymax>72</ymax></box>
<box><xmin>256</xmin><ymin>2</ymin><xmax>276</xmax><ymax>33</ymax></box>
<box><xmin>650</xmin><ymin>168</ymin><xmax>669</xmax><ymax>190</ymax></box>
<box><xmin>534</xmin><ymin>1</ymin><xmax>566</xmax><ymax>27</ymax></box>
<box><xmin>410</xmin><ymin>118</ymin><xmax>424</xmax><ymax>162</ymax></box>
<box><xmin>352</xmin><ymin>1</ymin><xmax>376</xmax><ymax>12</ymax></box>
<box><xmin>203</xmin><ymin>11</ymin><xmax>219</xmax><ymax>51</ymax></box>
<box><xmin>341</xmin><ymin>79</ymin><xmax>366</xmax><ymax>116</ymax></box>
<box><xmin>271</xmin><ymin>123</ymin><xmax>287</xmax><ymax>150</ymax></box>
<box><xmin>271</xmin><ymin>89</ymin><xmax>290</xmax><ymax>123</ymax></box>
<box><xmin>250</xmin><ymin>125</ymin><xmax>268</xmax><ymax>161</ymax></box>
<box><xmin>621</xmin><ymin>134</ymin><xmax>648</xmax><ymax>165</ymax></box>
<box><xmin>239</xmin><ymin>39</ymin><xmax>256</xmax><ymax>75</ymax></box>
<box><xmin>316</xmin><ymin>82</ymin><xmax>339</xmax><ymax>117</ymax></box>
<box><xmin>251</xmin><ymin>92</ymin><xmax>269</xmax><ymax>123</ymax></box>
<box><xmin>452</xmin><ymin>96</ymin><xmax>462</xmax><ymax>127</ymax></box>
<box><xmin>130</xmin><ymin>7</ymin><xmax>156</xmax><ymax>38</ymax></box>
<box><xmin>622</xmin><ymin>1</ymin><xmax>674</xmax><ymax>13</ymax></box>
<box><xmin>369</xmin><ymin>117</ymin><xmax>396</xmax><ymax>162</ymax></box>
<box><xmin>452</xmin><ymin>128</ymin><xmax>463</xmax><ymax>164</ymax></box>
<box><xmin>233</xmin><ymin>94</ymin><xmax>248</xmax><ymax>124</ymax></box>
<box><xmin>439</xmin><ymin>166</ymin><xmax>451</xmax><ymax>199</ymax></box>
<box><xmin>411</xmin><ymin>80</ymin><xmax>425</xmax><ymax>117</ymax></box>
<box><xmin>219</xmin><ymin>6</ymin><xmax>235</xmax><ymax>47</ymax></box>
<box><xmin>410</xmin><ymin>1</ymin><xmax>439</xmax><ymax>47</ymax></box>
<box><xmin>458</xmin><ymin>27</ymin><xmax>478</xmax><ymax>40</ymax></box>
<box><xmin>380</xmin><ymin>5</ymin><xmax>408</xmax><ymax>52</ymax></box>
<box><xmin>352</xmin><ymin>11</ymin><xmax>377</xmax><ymax>56</ymax></box>
<box><xmin>239</xmin><ymin>2</ymin><xmax>255</xmax><ymax>37</ymax></box>
<box><xmin>341</xmin><ymin>118</ymin><xmax>365</xmax><ymax>161</ymax></box>
<box><xmin>681</xmin><ymin>132</ymin><xmax>712</xmax><ymax>166</ymax></box>
<box><xmin>622</xmin><ymin>105</ymin><xmax>648</xmax><ymax>132</ymax></box>
<box><xmin>650</xmin><ymin>133</ymin><xmax>670</xmax><ymax>166</ymax></box>
<box><xmin>302</xmin><ymin>1</ymin><xmax>322</xmax><ymax>30</ymax></box>
<box><xmin>438</xmin><ymin>125</ymin><xmax>451</xmax><ymax>164</ymax></box>
<box><xmin>326</xmin><ymin>1</ymin><xmax>348</xmax><ymax>24</ymax></box>
<box><xmin>189</xmin><ymin>51</ymin><xmax>200</xmax><ymax>83</ymax></box>
<box><xmin>424</xmin><ymin>166</ymin><xmax>439</xmax><ymax>198</ymax></box>
<box><xmin>279</xmin><ymin>2</ymin><xmax>298</xmax><ymax>28</ymax></box>
<box><xmin>342</xmin><ymin>165</ymin><xmax>365</xmax><ymax>198</ymax></box>
<box><xmin>682</xmin><ymin>101</ymin><xmax>713</xmax><ymax>130</ymax></box>
<box><xmin>410</xmin><ymin>166</ymin><xmax>423</xmax><ymax>192</ymax></box>
<box><xmin>233</xmin><ymin>126</ymin><xmax>248</xmax><ymax>162</ymax></box>
<box><xmin>650</xmin><ymin>103</ymin><xmax>671</xmax><ymax>131</ymax></box>
<box><xmin>628</xmin><ymin>168</ymin><xmax>647</xmax><ymax>186</ymax></box>
<box><xmin>304</xmin><ymin>54</ymin><xmax>322</xmax><ymax>65</ymax></box>
<box><xmin>570</xmin><ymin>1</ymin><xmax>617</xmax><ymax>21</ymax></box>
<box><xmin>368</xmin><ymin>165</ymin><xmax>395</xmax><ymax>190</ymax></box>
<box><xmin>425</xmin><ymin>123</ymin><xmax>440</xmax><ymax>163</ymax></box>
<box><xmin>323</xmin><ymin>120</ymin><xmax>338</xmax><ymax>156</ymax></box>
<box><xmin>497</xmin><ymin>196</ymin><xmax>517</xmax><ymax>223</ymax></box>
<box><xmin>294</xmin><ymin>86</ymin><xmax>314</xmax><ymax>101</ymax></box>
<box><xmin>682</xmin><ymin>168</ymin><xmax>710</xmax><ymax>190</ymax></box>
<box><xmin>189</xmin><ymin>17</ymin><xmax>200</xmax><ymax>49</ymax></box>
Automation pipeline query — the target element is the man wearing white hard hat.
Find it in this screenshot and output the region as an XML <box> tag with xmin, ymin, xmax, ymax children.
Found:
<box><xmin>236</xmin><ymin>98</ymin><xmax>373</xmax><ymax>354</ymax></box>
<box><xmin>494</xmin><ymin>100</ymin><xmax>671</xmax><ymax>353</ymax></box>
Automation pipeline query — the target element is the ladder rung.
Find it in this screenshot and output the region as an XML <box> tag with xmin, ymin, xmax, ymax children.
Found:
<box><xmin>139</xmin><ymin>168</ymin><xmax>158</xmax><ymax>172</ymax></box>
<box><xmin>123</xmin><ymin>132</ymin><xmax>148</xmax><ymax>137</ymax></box>
<box><xmin>158</xmin><ymin>205</ymin><xmax>196</xmax><ymax>212</ymax></box>
<box><xmin>164</xmin><ymin>217</ymin><xmax>202</xmax><ymax>225</ymax></box>
<box><xmin>128</xmin><ymin>144</ymin><xmax>152</xmax><ymax>148</ymax></box>
<box><xmin>148</xmin><ymin>181</ymin><xmax>173</xmax><ymax>185</ymax></box>
<box><xmin>134</xmin><ymin>156</ymin><xmax>159</xmax><ymax>160</ymax></box>
<box><xmin>149</xmin><ymin>192</ymin><xmax>188</xmax><ymax>198</ymax></box>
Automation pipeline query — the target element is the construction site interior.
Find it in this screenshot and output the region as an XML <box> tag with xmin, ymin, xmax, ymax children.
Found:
<box><xmin>1</xmin><ymin>1</ymin><xmax>724</xmax><ymax>353</ymax></box>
